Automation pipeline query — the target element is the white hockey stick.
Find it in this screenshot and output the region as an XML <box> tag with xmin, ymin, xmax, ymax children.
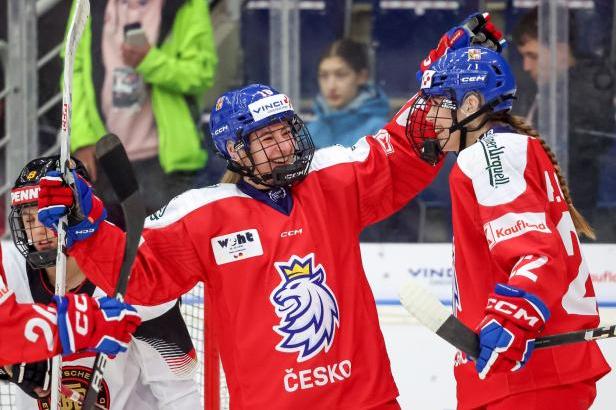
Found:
<box><xmin>50</xmin><ymin>1</ymin><xmax>90</xmax><ymax>409</ymax></box>
<box><xmin>399</xmin><ymin>279</ymin><xmax>616</xmax><ymax>360</ymax></box>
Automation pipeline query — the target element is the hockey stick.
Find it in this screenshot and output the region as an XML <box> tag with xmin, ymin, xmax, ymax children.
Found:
<box><xmin>81</xmin><ymin>134</ymin><xmax>146</xmax><ymax>410</ymax></box>
<box><xmin>50</xmin><ymin>1</ymin><xmax>90</xmax><ymax>409</ymax></box>
<box><xmin>399</xmin><ymin>279</ymin><xmax>616</xmax><ymax>360</ymax></box>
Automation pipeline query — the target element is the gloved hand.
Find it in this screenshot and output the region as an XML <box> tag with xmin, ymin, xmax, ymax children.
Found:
<box><xmin>0</xmin><ymin>360</ymin><xmax>51</xmax><ymax>399</ymax></box>
<box><xmin>37</xmin><ymin>170</ymin><xmax>106</xmax><ymax>247</ymax></box>
<box><xmin>475</xmin><ymin>284</ymin><xmax>550</xmax><ymax>380</ymax></box>
<box><xmin>418</xmin><ymin>12</ymin><xmax>505</xmax><ymax>79</ymax></box>
<box><xmin>53</xmin><ymin>294</ymin><xmax>142</xmax><ymax>356</ymax></box>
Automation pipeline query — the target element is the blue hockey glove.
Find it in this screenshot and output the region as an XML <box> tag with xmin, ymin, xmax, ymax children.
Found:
<box><xmin>53</xmin><ymin>294</ymin><xmax>141</xmax><ymax>356</ymax></box>
<box><xmin>37</xmin><ymin>170</ymin><xmax>106</xmax><ymax>247</ymax></box>
<box><xmin>474</xmin><ymin>284</ymin><xmax>550</xmax><ymax>379</ymax></box>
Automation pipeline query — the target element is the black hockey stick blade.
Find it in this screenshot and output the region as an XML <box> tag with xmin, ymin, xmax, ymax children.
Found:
<box><xmin>399</xmin><ymin>279</ymin><xmax>616</xmax><ymax>360</ymax></box>
<box><xmin>82</xmin><ymin>134</ymin><xmax>145</xmax><ymax>410</ymax></box>
<box><xmin>94</xmin><ymin>133</ymin><xmax>145</xmax><ymax>295</ymax></box>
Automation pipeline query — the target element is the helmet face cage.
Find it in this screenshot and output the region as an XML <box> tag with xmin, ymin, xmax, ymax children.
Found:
<box><xmin>8</xmin><ymin>155</ymin><xmax>90</xmax><ymax>269</ymax></box>
<box><xmin>9</xmin><ymin>204</ymin><xmax>57</xmax><ymax>269</ymax></box>
<box><xmin>406</xmin><ymin>92</ymin><xmax>459</xmax><ymax>165</ymax></box>
<box><xmin>231</xmin><ymin>114</ymin><xmax>315</xmax><ymax>187</ymax></box>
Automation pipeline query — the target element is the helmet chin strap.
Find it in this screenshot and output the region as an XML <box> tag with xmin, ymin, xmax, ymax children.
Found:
<box><xmin>448</xmin><ymin>95</ymin><xmax>515</xmax><ymax>152</ymax></box>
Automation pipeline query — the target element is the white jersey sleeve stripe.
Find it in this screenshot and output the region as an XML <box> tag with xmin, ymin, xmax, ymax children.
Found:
<box><xmin>144</xmin><ymin>184</ymin><xmax>250</xmax><ymax>230</ymax></box>
<box><xmin>309</xmin><ymin>137</ymin><xmax>372</xmax><ymax>173</ymax></box>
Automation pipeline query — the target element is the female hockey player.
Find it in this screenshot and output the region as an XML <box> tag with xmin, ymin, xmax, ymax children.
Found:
<box><xmin>4</xmin><ymin>156</ymin><xmax>200</xmax><ymax>409</ymax></box>
<box><xmin>406</xmin><ymin>47</ymin><xmax>610</xmax><ymax>409</ymax></box>
<box><xmin>33</xmin><ymin>15</ymin><xmax>505</xmax><ymax>410</ymax></box>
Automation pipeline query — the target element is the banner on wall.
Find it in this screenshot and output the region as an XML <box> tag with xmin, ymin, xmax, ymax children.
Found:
<box><xmin>360</xmin><ymin>243</ymin><xmax>616</xmax><ymax>307</ymax></box>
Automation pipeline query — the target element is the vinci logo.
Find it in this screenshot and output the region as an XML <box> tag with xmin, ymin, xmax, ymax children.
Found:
<box><xmin>270</xmin><ymin>253</ymin><xmax>340</xmax><ymax>362</ymax></box>
<box><xmin>484</xmin><ymin>212</ymin><xmax>551</xmax><ymax>249</ymax></box>
<box><xmin>248</xmin><ymin>94</ymin><xmax>292</xmax><ymax>122</ymax></box>
<box><xmin>211</xmin><ymin>229</ymin><xmax>263</xmax><ymax>265</ymax></box>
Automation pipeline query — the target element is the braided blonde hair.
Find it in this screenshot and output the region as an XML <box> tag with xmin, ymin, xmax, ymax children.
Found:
<box><xmin>220</xmin><ymin>170</ymin><xmax>241</xmax><ymax>184</ymax></box>
<box><xmin>489</xmin><ymin>112</ymin><xmax>596</xmax><ymax>240</ymax></box>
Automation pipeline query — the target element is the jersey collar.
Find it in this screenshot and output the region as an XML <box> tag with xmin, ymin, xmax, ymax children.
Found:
<box><xmin>237</xmin><ymin>179</ymin><xmax>293</xmax><ymax>216</ymax></box>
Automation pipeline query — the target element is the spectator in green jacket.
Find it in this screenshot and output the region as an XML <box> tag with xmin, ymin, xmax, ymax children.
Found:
<box><xmin>66</xmin><ymin>0</ymin><xmax>217</xmax><ymax>225</ymax></box>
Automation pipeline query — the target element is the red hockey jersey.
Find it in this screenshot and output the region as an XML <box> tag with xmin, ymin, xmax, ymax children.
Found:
<box><xmin>0</xmin><ymin>242</ymin><xmax>64</xmax><ymax>365</ymax></box>
<box><xmin>70</xmin><ymin>97</ymin><xmax>440</xmax><ymax>409</ymax></box>
<box><xmin>449</xmin><ymin>129</ymin><xmax>610</xmax><ymax>409</ymax></box>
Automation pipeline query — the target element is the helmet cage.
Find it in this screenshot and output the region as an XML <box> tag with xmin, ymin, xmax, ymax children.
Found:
<box><xmin>8</xmin><ymin>155</ymin><xmax>89</xmax><ymax>269</ymax></box>
<box><xmin>227</xmin><ymin>114</ymin><xmax>315</xmax><ymax>187</ymax></box>
<box><xmin>406</xmin><ymin>93</ymin><xmax>458</xmax><ymax>165</ymax></box>
<box><xmin>9</xmin><ymin>204</ymin><xmax>57</xmax><ymax>269</ymax></box>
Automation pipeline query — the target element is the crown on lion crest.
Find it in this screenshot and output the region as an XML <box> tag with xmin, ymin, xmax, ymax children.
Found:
<box><xmin>279</xmin><ymin>259</ymin><xmax>312</xmax><ymax>280</ymax></box>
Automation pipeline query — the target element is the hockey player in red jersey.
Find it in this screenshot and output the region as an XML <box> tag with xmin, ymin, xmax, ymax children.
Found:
<box><xmin>3</xmin><ymin>156</ymin><xmax>200</xmax><ymax>409</ymax></box>
<box><xmin>407</xmin><ymin>47</ymin><xmax>610</xmax><ymax>409</ymax></box>
<box><xmin>34</xmin><ymin>17</ymin><xmax>505</xmax><ymax>410</ymax></box>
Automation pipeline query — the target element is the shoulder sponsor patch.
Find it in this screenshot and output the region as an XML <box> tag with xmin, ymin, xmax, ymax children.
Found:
<box><xmin>211</xmin><ymin>229</ymin><xmax>263</xmax><ymax>265</ymax></box>
<box><xmin>484</xmin><ymin>212</ymin><xmax>551</xmax><ymax>249</ymax></box>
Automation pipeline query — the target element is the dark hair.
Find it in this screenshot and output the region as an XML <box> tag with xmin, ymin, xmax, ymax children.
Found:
<box><xmin>512</xmin><ymin>6</ymin><xmax>577</xmax><ymax>51</ymax></box>
<box><xmin>318</xmin><ymin>39</ymin><xmax>369</xmax><ymax>73</ymax></box>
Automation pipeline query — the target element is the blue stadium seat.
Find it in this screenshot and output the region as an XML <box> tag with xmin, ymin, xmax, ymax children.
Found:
<box><xmin>372</xmin><ymin>1</ymin><xmax>479</xmax><ymax>99</ymax></box>
<box><xmin>241</xmin><ymin>1</ymin><xmax>345</xmax><ymax>100</ymax></box>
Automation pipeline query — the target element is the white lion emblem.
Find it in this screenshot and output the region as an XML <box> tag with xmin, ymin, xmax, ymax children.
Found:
<box><xmin>270</xmin><ymin>254</ymin><xmax>340</xmax><ymax>362</ymax></box>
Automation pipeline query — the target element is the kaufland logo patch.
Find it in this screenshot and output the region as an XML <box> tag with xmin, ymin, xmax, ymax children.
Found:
<box><xmin>10</xmin><ymin>186</ymin><xmax>40</xmax><ymax>206</ymax></box>
<box><xmin>484</xmin><ymin>212</ymin><xmax>551</xmax><ymax>249</ymax></box>
<box><xmin>248</xmin><ymin>94</ymin><xmax>292</xmax><ymax>122</ymax></box>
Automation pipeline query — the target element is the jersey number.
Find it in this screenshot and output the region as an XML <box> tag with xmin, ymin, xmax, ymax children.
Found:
<box><xmin>546</xmin><ymin>171</ymin><xmax>597</xmax><ymax>315</ymax></box>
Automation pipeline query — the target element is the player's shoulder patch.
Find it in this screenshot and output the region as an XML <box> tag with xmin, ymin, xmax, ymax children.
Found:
<box><xmin>145</xmin><ymin>184</ymin><xmax>251</xmax><ymax>229</ymax></box>
<box><xmin>457</xmin><ymin>130</ymin><xmax>529</xmax><ymax>206</ymax></box>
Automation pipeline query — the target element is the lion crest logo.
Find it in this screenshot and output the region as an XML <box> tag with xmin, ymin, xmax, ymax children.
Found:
<box><xmin>270</xmin><ymin>253</ymin><xmax>340</xmax><ymax>362</ymax></box>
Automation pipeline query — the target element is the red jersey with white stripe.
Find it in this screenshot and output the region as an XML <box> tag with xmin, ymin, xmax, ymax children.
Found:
<box><xmin>70</xmin><ymin>97</ymin><xmax>440</xmax><ymax>410</ymax></box>
<box><xmin>0</xmin><ymin>243</ymin><xmax>64</xmax><ymax>365</ymax></box>
<box><xmin>449</xmin><ymin>128</ymin><xmax>610</xmax><ymax>409</ymax></box>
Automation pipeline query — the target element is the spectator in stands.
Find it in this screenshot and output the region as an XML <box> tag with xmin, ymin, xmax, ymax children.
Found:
<box><xmin>512</xmin><ymin>7</ymin><xmax>615</xmax><ymax>234</ymax></box>
<box><xmin>67</xmin><ymin>0</ymin><xmax>217</xmax><ymax>225</ymax></box>
<box><xmin>308</xmin><ymin>39</ymin><xmax>390</xmax><ymax>148</ymax></box>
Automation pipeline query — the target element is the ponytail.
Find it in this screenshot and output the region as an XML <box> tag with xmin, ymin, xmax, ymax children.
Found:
<box><xmin>489</xmin><ymin>112</ymin><xmax>596</xmax><ymax>240</ymax></box>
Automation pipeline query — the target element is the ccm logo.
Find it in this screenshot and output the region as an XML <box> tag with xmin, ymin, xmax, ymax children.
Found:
<box><xmin>486</xmin><ymin>298</ymin><xmax>541</xmax><ymax>327</ymax></box>
<box><xmin>281</xmin><ymin>229</ymin><xmax>302</xmax><ymax>238</ymax></box>
<box><xmin>460</xmin><ymin>75</ymin><xmax>486</xmax><ymax>83</ymax></box>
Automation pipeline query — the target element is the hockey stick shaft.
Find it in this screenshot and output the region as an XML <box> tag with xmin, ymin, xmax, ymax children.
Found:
<box><xmin>399</xmin><ymin>279</ymin><xmax>616</xmax><ymax>359</ymax></box>
<box><xmin>50</xmin><ymin>1</ymin><xmax>90</xmax><ymax>409</ymax></box>
<box><xmin>81</xmin><ymin>134</ymin><xmax>145</xmax><ymax>410</ymax></box>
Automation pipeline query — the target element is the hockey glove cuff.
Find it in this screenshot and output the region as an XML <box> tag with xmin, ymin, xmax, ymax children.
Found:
<box><xmin>474</xmin><ymin>284</ymin><xmax>550</xmax><ymax>380</ymax></box>
<box><xmin>7</xmin><ymin>360</ymin><xmax>52</xmax><ymax>399</ymax></box>
<box><xmin>38</xmin><ymin>170</ymin><xmax>106</xmax><ymax>247</ymax></box>
<box><xmin>53</xmin><ymin>294</ymin><xmax>141</xmax><ymax>356</ymax></box>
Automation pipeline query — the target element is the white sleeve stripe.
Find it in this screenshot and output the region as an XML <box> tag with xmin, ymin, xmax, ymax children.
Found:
<box><xmin>308</xmin><ymin>137</ymin><xmax>372</xmax><ymax>173</ymax></box>
<box><xmin>144</xmin><ymin>185</ymin><xmax>250</xmax><ymax>230</ymax></box>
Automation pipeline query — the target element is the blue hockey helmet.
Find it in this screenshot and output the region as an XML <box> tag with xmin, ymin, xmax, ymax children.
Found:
<box><xmin>209</xmin><ymin>84</ymin><xmax>314</xmax><ymax>187</ymax></box>
<box><xmin>407</xmin><ymin>47</ymin><xmax>517</xmax><ymax>164</ymax></box>
<box><xmin>419</xmin><ymin>46</ymin><xmax>516</xmax><ymax>112</ymax></box>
